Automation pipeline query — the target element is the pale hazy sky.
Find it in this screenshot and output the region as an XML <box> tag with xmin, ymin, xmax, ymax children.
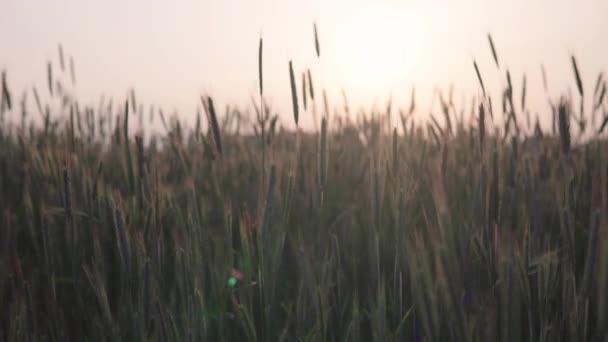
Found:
<box><xmin>1</xmin><ymin>0</ymin><xmax>607</xmax><ymax>128</ymax></box>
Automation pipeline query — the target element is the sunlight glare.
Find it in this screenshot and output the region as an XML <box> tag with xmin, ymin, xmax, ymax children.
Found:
<box><xmin>328</xmin><ymin>4</ymin><xmax>422</xmax><ymax>98</ymax></box>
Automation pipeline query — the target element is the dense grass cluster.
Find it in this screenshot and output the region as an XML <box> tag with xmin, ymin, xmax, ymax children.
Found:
<box><xmin>1</xmin><ymin>36</ymin><xmax>608</xmax><ymax>341</ymax></box>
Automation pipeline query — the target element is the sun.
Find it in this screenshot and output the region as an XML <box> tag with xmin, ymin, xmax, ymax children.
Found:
<box><xmin>326</xmin><ymin>4</ymin><xmax>422</xmax><ymax>99</ymax></box>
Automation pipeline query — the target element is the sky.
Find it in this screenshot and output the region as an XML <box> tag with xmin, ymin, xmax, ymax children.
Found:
<box><xmin>1</xmin><ymin>0</ymin><xmax>607</xmax><ymax>130</ymax></box>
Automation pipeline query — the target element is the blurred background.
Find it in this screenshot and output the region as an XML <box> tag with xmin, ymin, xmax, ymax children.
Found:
<box><xmin>1</xmin><ymin>0</ymin><xmax>607</xmax><ymax>129</ymax></box>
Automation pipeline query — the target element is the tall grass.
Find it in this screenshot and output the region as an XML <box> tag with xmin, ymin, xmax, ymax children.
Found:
<box><xmin>0</xmin><ymin>34</ymin><xmax>607</xmax><ymax>342</ymax></box>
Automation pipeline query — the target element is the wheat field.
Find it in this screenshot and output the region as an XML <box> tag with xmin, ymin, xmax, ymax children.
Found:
<box><xmin>0</xmin><ymin>32</ymin><xmax>608</xmax><ymax>341</ymax></box>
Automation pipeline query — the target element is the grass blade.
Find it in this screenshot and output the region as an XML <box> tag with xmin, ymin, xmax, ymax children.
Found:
<box><xmin>319</xmin><ymin>116</ymin><xmax>328</xmax><ymax>192</ymax></box>
<box><xmin>58</xmin><ymin>44</ymin><xmax>65</xmax><ymax>71</ymax></box>
<box><xmin>595</xmin><ymin>83</ymin><xmax>606</xmax><ymax>110</ymax></box>
<box><xmin>302</xmin><ymin>72</ymin><xmax>307</xmax><ymax>111</ymax></box>
<box><xmin>488</xmin><ymin>34</ymin><xmax>499</xmax><ymax>68</ymax></box>
<box><xmin>47</xmin><ymin>61</ymin><xmax>53</xmax><ymax>96</ymax></box>
<box><xmin>540</xmin><ymin>64</ymin><xmax>549</xmax><ymax>93</ymax></box>
<box><xmin>479</xmin><ymin>103</ymin><xmax>485</xmax><ymax>148</ymax></box>
<box><xmin>558</xmin><ymin>98</ymin><xmax>571</xmax><ymax>153</ymax></box>
<box><xmin>307</xmin><ymin>69</ymin><xmax>315</xmax><ymax>100</ymax></box>
<box><xmin>314</xmin><ymin>22</ymin><xmax>320</xmax><ymax>58</ymax></box>
<box><xmin>580</xmin><ymin>210</ymin><xmax>600</xmax><ymax>299</ymax></box>
<box><xmin>521</xmin><ymin>74</ymin><xmax>527</xmax><ymax>110</ymax></box>
<box><xmin>409</xmin><ymin>87</ymin><xmax>416</xmax><ymax>115</ymax></box>
<box><xmin>205</xmin><ymin>96</ymin><xmax>223</xmax><ymax>156</ymax></box>
<box><xmin>258</xmin><ymin>37</ymin><xmax>263</xmax><ymax>96</ymax></box>
<box><xmin>593</xmin><ymin>72</ymin><xmax>603</xmax><ymax>97</ymax></box>
<box><xmin>473</xmin><ymin>60</ymin><xmax>486</xmax><ymax>96</ymax></box>
<box><xmin>69</xmin><ymin>56</ymin><xmax>76</xmax><ymax>84</ymax></box>
<box><xmin>124</xmin><ymin>100</ymin><xmax>135</xmax><ymax>192</ymax></box>
<box><xmin>572</xmin><ymin>55</ymin><xmax>584</xmax><ymax>97</ymax></box>
<box><xmin>1</xmin><ymin>71</ymin><xmax>12</xmax><ymax>111</ymax></box>
<box><xmin>598</xmin><ymin>115</ymin><xmax>608</xmax><ymax>134</ymax></box>
<box><xmin>289</xmin><ymin>61</ymin><xmax>299</xmax><ymax>126</ymax></box>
